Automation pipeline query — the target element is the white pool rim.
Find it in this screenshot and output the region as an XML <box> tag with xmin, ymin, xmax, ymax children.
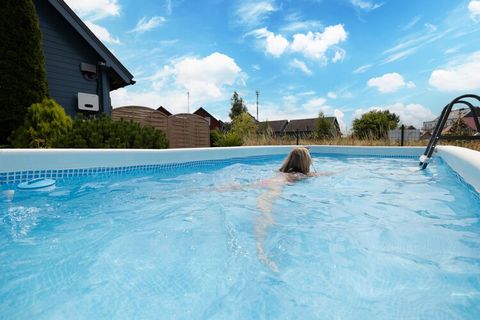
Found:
<box><xmin>0</xmin><ymin>145</ymin><xmax>479</xmax><ymax>193</ymax></box>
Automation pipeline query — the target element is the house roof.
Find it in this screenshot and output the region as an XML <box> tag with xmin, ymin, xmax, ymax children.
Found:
<box><xmin>157</xmin><ymin>106</ymin><xmax>172</xmax><ymax>116</ymax></box>
<box><xmin>193</xmin><ymin>107</ymin><xmax>218</xmax><ymax>120</ymax></box>
<box><xmin>257</xmin><ymin>120</ymin><xmax>288</xmax><ymax>133</ymax></box>
<box><xmin>465</xmin><ymin>106</ymin><xmax>480</xmax><ymax>118</ymax></box>
<box><xmin>284</xmin><ymin>117</ymin><xmax>339</xmax><ymax>132</ymax></box>
<box><xmin>47</xmin><ymin>0</ymin><xmax>134</xmax><ymax>89</ymax></box>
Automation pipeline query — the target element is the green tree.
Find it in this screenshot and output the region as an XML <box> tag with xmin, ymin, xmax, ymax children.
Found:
<box><xmin>229</xmin><ymin>91</ymin><xmax>248</xmax><ymax>121</ymax></box>
<box><xmin>232</xmin><ymin>112</ymin><xmax>256</xmax><ymax>137</ymax></box>
<box><xmin>10</xmin><ymin>99</ymin><xmax>72</xmax><ymax>148</ymax></box>
<box><xmin>0</xmin><ymin>0</ymin><xmax>48</xmax><ymax>145</ymax></box>
<box><xmin>352</xmin><ymin>110</ymin><xmax>399</xmax><ymax>139</ymax></box>
<box><xmin>316</xmin><ymin>112</ymin><xmax>334</xmax><ymax>139</ymax></box>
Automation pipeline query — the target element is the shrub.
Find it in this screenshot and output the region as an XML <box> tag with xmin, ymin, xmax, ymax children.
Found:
<box><xmin>57</xmin><ymin>116</ymin><xmax>169</xmax><ymax>149</ymax></box>
<box><xmin>213</xmin><ymin>130</ymin><xmax>243</xmax><ymax>147</ymax></box>
<box><xmin>0</xmin><ymin>0</ymin><xmax>48</xmax><ymax>144</ymax></box>
<box><xmin>10</xmin><ymin>98</ymin><xmax>72</xmax><ymax>148</ymax></box>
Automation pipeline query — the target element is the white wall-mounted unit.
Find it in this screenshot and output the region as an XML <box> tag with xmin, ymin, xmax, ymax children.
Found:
<box><xmin>78</xmin><ymin>92</ymin><xmax>99</xmax><ymax>112</ymax></box>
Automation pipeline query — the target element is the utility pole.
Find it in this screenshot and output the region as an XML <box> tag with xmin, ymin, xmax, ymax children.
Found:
<box><xmin>256</xmin><ymin>90</ymin><xmax>259</xmax><ymax>121</ymax></box>
<box><xmin>187</xmin><ymin>91</ymin><xmax>190</xmax><ymax>113</ymax></box>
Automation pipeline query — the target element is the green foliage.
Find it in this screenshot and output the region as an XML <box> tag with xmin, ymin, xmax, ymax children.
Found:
<box><xmin>213</xmin><ymin>130</ymin><xmax>243</xmax><ymax>147</ymax></box>
<box><xmin>229</xmin><ymin>91</ymin><xmax>248</xmax><ymax>121</ymax></box>
<box><xmin>316</xmin><ymin>112</ymin><xmax>335</xmax><ymax>139</ymax></box>
<box><xmin>352</xmin><ymin>110</ymin><xmax>399</xmax><ymax>139</ymax></box>
<box><xmin>58</xmin><ymin>116</ymin><xmax>169</xmax><ymax>149</ymax></box>
<box><xmin>0</xmin><ymin>0</ymin><xmax>48</xmax><ymax>144</ymax></box>
<box><xmin>232</xmin><ymin>112</ymin><xmax>257</xmax><ymax>137</ymax></box>
<box><xmin>10</xmin><ymin>99</ymin><xmax>72</xmax><ymax>148</ymax></box>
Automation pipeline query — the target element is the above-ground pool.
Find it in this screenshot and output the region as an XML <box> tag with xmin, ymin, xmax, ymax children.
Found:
<box><xmin>1</xmin><ymin>146</ymin><xmax>479</xmax><ymax>319</ymax></box>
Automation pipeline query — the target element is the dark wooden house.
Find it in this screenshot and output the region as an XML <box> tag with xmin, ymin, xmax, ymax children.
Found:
<box><xmin>284</xmin><ymin>117</ymin><xmax>341</xmax><ymax>137</ymax></box>
<box><xmin>257</xmin><ymin>120</ymin><xmax>288</xmax><ymax>135</ymax></box>
<box><xmin>33</xmin><ymin>0</ymin><xmax>134</xmax><ymax>117</ymax></box>
<box><xmin>157</xmin><ymin>106</ymin><xmax>173</xmax><ymax>116</ymax></box>
<box><xmin>193</xmin><ymin>107</ymin><xmax>222</xmax><ymax>130</ymax></box>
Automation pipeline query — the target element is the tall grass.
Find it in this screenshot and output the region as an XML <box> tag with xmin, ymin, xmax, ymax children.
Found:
<box><xmin>243</xmin><ymin>133</ymin><xmax>480</xmax><ymax>151</ymax></box>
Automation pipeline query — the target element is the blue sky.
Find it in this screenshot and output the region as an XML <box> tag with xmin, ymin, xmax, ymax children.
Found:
<box><xmin>65</xmin><ymin>0</ymin><xmax>480</xmax><ymax>132</ymax></box>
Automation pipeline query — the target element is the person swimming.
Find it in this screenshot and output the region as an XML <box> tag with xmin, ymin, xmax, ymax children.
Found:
<box><xmin>255</xmin><ymin>147</ymin><xmax>321</xmax><ymax>272</ymax></box>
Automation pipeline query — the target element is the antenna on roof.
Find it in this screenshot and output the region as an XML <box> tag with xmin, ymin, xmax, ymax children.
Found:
<box><xmin>187</xmin><ymin>91</ymin><xmax>190</xmax><ymax>113</ymax></box>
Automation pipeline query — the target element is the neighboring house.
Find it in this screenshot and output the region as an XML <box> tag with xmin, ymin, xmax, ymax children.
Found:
<box><xmin>422</xmin><ymin>108</ymin><xmax>474</xmax><ymax>132</ymax></box>
<box><xmin>284</xmin><ymin>117</ymin><xmax>341</xmax><ymax>136</ymax></box>
<box><xmin>157</xmin><ymin>106</ymin><xmax>172</xmax><ymax>116</ymax></box>
<box><xmin>257</xmin><ymin>120</ymin><xmax>288</xmax><ymax>135</ymax></box>
<box><xmin>193</xmin><ymin>107</ymin><xmax>222</xmax><ymax>130</ymax></box>
<box><xmin>33</xmin><ymin>0</ymin><xmax>134</xmax><ymax>117</ymax></box>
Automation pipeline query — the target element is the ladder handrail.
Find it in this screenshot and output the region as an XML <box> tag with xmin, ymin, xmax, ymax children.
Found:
<box><xmin>419</xmin><ymin>94</ymin><xmax>480</xmax><ymax>169</ymax></box>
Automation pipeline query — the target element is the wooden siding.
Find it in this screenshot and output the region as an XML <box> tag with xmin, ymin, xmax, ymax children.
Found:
<box><xmin>112</xmin><ymin>107</ymin><xmax>210</xmax><ymax>148</ymax></box>
<box><xmin>34</xmin><ymin>0</ymin><xmax>105</xmax><ymax>117</ymax></box>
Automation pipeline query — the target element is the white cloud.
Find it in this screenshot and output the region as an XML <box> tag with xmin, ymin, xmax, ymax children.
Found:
<box><xmin>332</xmin><ymin>49</ymin><xmax>346</xmax><ymax>63</ymax></box>
<box><xmin>64</xmin><ymin>0</ymin><xmax>120</xmax><ymax>21</ymax></box>
<box><xmin>327</xmin><ymin>92</ymin><xmax>337</xmax><ymax>99</ymax></box>
<box><xmin>469</xmin><ymin>1</ymin><xmax>480</xmax><ymax>20</ymax></box>
<box><xmin>130</xmin><ymin>16</ymin><xmax>166</xmax><ymax>34</ymax></box>
<box><xmin>353</xmin><ymin>64</ymin><xmax>372</xmax><ymax>74</ymax></box>
<box><xmin>289</xmin><ymin>59</ymin><xmax>312</xmax><ymax>75</ymax></box>
<box><xmin>85</xmin><ymin>21</ymin><xmax>121</xmax><ymax>44</ymax></box>
<box><xmin>290</xmin><ymin>24</ymin><xmax>348</xmax><ymax>61</ymax></box>
<box><xmin>280</xmin><ymin>20</ymin><xmax>324</xmax><ymax>33</ymax></box>
<box><xmin>249</xmin><ymin>28</ymin><xmax>289</xmax><ymax>57</ymax></box>
<box><xmin>402</xmin><ymin>15</ymin><xmax>422</xmax><ymax>31</ymax></box>
<box><xmin>333</xmin><ymin>109</ymin><xmax>347</xmax><ymax>133</ymax></box>
<box><xmin>429</xmin><ymin>51</ymin><xmax>480</xmax><ymax>91</ymax></box>
<box><xmin>302</xmin><ymin>97</ymin><xmax>328</xmax><ymax>112</ymax></box>
<box><xmin>111</xmin><ymin>53</ymin><xmax>244</xmax><ymax>113</ymax></box>
<box><xmin>234</xmin><ymin>1</ymin><xmax>277</xmax><ymax>28</ymax></box>
<box><xmin>354</xmin><ymin>103</ymin><xmax>435</xmax><ymax>128</ymax></box>
<box><xmin>350</xmin><ymin>0</ymin><xmax>382</xmax><ymax>11</ymax></box>
<box><xmin>367</xmin><ymin>73</ymin><xmax>415</xmax><ymax>93</ymax></box>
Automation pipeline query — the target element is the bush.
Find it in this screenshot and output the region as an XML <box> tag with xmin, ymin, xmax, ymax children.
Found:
<box><xmin>10</xmin><ymin>98</ymin><xmax>72</xmax><ymax>148</ymax></box>
<box><xmin>57</xmin><ymin>116</ymin><xmax>169</xmax><ymax>149</ymax></box>
<box><xmin>0</xmin><ymin>0</ymin><xmax>49</xmax><ymax>144</ymax></box>
<box><xmin>213</xmin><ymin>130</ymin><xmax>243</xmax><ymax>147</ymax></box>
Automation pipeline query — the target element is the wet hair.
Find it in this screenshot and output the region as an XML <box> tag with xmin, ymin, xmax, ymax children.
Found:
<box><xmin>279</xmin><ymin>147</ymin><xmax>312</xmax><ymax>174</ymax></box>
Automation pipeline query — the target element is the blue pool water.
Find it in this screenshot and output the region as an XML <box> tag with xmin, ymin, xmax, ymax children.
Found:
<box><xmin>1</xmin><ymin>155</ymin><xmax>479</xmax><ymax>319</ymax></box>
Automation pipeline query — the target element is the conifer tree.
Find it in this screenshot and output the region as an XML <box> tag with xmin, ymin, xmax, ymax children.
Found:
<box><xmin>0</xmin><ymin>0</ymin><xmax>48</xmax><ymax>144</ymax></box>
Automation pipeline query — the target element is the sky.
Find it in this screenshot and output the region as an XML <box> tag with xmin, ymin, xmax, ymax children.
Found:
<box><xmin>64</xmin><ymin>0</ymin><xmax>480</xmax><ymax>132</ymax></box>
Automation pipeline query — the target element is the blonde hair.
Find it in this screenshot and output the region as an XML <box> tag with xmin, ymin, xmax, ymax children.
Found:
<box><xmin>279</xmin><ymin>147</ymin><xmax>312</xmax><ymax>174</ymax></box>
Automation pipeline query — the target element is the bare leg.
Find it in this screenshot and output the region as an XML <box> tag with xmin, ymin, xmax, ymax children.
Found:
<box><xmin>255</xmin><ymin>186</ymin><xmax>282</xmax><ymax>272</ymax></box>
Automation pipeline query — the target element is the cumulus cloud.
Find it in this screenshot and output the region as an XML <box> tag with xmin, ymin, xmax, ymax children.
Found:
<box><xmin>64</xmin><ymin>0</ymin><xmax>120</xmax><ymax>21</ymax></box>
<box><xmin>429</xmin><ymin>51</ymin><xmax>480</xmax><ymax>91</ymax></box>
<box><xmin>367</xmin><ymin>72</ymin><xmax>415</xmax><ymax>93</ymax></box>
<box><xmin>354</xmin><ymin>103</ymin><xmax>435</xmax><ymax>128</ymax></box>
<box><xmin>234</xmin><ymin>0</ymin><xmax>277</xmax><ymax>28</ymax></box>
<box><xmin>289</xmin><ymin>59</ymin><xmax>312</xmax><ymax>75</ymax></box>
<box><xmin>249</xmin><ymin>28</ymin><xmax>289</xmax><ymax>57</ymax></box>
<box><xmin>350</xmin><ymin>0</ymin><xmax>382</xmax><ymax>11</ymax></box>
<box><xmin>111</xmin><ymin>53</ymin><xmax>244</xmax><ymax>113</ymax></box>
<box><xmin>302</xmin><ymin>97</ymin><xmax>327</xmax><ymax>112</ymax></box>
<box><xmin>130</xmin><ymin>16</ymin><xmax>166</xmax><ymax>34</ymax></box>
<box><xmin>290</xmin><ymin>24</ymin><xmax>348</xmax><ymax>61</ymax></box>
<box><xmin>469</xmin><ymin>1</ymin><xmax>480</xmax><ymax>20</ymax></box>
<box><xmin>85</xmin><ymin>21</ymin><xmax>121</xmax><ymax>44</ymax></box>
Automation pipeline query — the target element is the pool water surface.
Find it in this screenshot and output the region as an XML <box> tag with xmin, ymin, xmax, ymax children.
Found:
<box><xmin>1</xmin><ymin>155</ymin><xmax>479</xmax><ymax>319</ymax></box>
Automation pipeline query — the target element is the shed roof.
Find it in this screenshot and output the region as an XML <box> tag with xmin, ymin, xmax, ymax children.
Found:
<box><xmin>47</xmin><ymin>0</ymin><xmax>134</xmax><ymax>89</ymax></box>
<box><xmin>284</xmin><ymin>117</ymin><xmax>338</xmax><ymax>132</ymax></box>
<box><xmin>257</xmin><ymin>120</ymin><xmax>288</xmax><ymax>133</ymax></box>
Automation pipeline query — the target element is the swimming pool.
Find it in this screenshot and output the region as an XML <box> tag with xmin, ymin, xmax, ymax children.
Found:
<box><xmin>1</xmin><ymin>146</ymin><xmax>479</xmax><ymax>318</ymax></box>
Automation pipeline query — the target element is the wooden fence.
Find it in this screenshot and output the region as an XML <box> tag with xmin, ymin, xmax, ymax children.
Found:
<box><xmin>112</xmin><ymin>106</ymin><xmax>210</xmax><ymax>148</ymax></box>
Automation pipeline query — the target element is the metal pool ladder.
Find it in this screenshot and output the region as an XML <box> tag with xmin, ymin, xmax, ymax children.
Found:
<box><xmin>419</xmin><ymin>94</ymin><xmax>480</xmax><ymax>170</ymax></box>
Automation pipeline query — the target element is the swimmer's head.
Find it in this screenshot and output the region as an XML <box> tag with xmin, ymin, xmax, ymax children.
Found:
<box><xmin>279</xmin><ymin>147</ymin><xmax>312</xmax><ymax>174</ymax></box>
